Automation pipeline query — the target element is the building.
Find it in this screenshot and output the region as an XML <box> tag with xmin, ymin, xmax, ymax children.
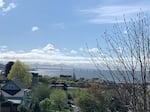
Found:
<box><xmin>0</xmin><ymin>80</ymin><xmax>31</xmax><ymax>112</ymax></box>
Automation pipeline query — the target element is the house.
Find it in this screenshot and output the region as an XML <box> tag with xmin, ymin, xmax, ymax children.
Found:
<box><xmin>0</xmin><ymin>80</ymin><xmax>31</xmax><ymax>112</ymax></box>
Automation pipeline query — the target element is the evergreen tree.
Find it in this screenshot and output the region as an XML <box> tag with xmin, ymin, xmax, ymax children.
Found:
<box><xmin>4</xmin><ymin>61</ymin><xmax>14</xmax><ymax>77</ymax></box>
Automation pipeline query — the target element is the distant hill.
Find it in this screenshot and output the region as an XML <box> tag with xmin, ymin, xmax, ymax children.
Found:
<box><xmin>29</xmin><ymin>63</ymin><xmax>73</xmax><ymax>70</ymax></box>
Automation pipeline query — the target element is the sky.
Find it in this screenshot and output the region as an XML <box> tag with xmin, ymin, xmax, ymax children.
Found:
<box><xmin>0</xmin><ymin>0</ymin><xmax>150</xmax><ymax>68</ymax></box>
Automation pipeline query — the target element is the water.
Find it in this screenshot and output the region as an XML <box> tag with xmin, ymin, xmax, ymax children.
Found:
<box><xmin>32</xmin><ymin>68</ymin><xmax>145</xmax><ymax>82</ymax></box>
<box><xmin>32</xmin><ymin>68</ymin><xmax>101</xmax><ymax>79</ymax></box>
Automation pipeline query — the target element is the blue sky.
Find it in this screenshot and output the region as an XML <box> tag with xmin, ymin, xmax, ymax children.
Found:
<box><xmin>0</xmin><ymin>0</ymin><xmax>150</xmax><ymax>67</ymax></box>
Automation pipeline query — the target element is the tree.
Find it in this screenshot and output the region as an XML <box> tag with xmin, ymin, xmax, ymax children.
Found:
<box><xmin>8</xmin><ymin>60</ymin><xmax>32</xmax><ymax>87</ymax></box>
<box><xmin>4</xmin><ymin>61</ymin><xmax>14</xmax><ymax>77</ymax></box>
<box><xmin>32</xmin><ymin>102</ymin><xmax>41</xmax><ymax>112</ymax></box>
<box><xmin>39</xmin><ymin>75</ymin><xmax>50</xmax><ymax>84</ymax></box>
<box><xmin>88</xmin><ymin>83</ymin><xmax>110</xmax><ymax>111</ymax></box>
<box><xmin>88</xmin><ymin>83</ymin><xmax>106</xmax><ymax>98</ymax></box>
<box><xmin>40</xmin><ymin>98</ymin><xmax>51</xmax><ymax>112</ymax></box>
<box><xmin>77</xmin><ymin>92</ymin><xmax>102</xmax><ymax>112</ymax></box>
<box><xmin>90</xmin><ymin>13</ymin><xmax>150</xmax><ymax>112</ymax></box>
<box><xmin>50</xmin><ymin>89</ymin><xmax>67</xmax><ymax>111</ymax></box>
<box><xmin>31</xmin><ymin>84</ymin><xmax>51</xmax><ymax>102</ymax></box>
<box><xmin>17</xmin><ymin>105</ymin><xmax>28</xmax><ymax>112</ymax></box>
<box><xmin>109</xmin><ymin>97</ymin><xmax>127</xmax><ymax>112</ymax></box>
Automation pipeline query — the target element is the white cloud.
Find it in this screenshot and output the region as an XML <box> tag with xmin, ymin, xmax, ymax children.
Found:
<box><xmin>0</xmin><ymin>44</ymin><xmax>93</xmax><ymax>67</ymax></box>
<box><xmin>0</xmin><ymin>44</ymin><xmax>130</xmax><ymax>69</ymax></box>
<box><xmin>88</xmin><ymin>48</ymin><xmax>99</xmax><ymax>53</ymax></box>
<box><xmin>31</xmin><ymin>26</ymin><xmax>39</xmax><ymax>32</ymax></box>
<box><xmin>2</xmin><ymin>2</ymin><xmax>16</xmax><ymax>13</ymax></box>
<box><xmin>123</xmin><ymin>30</ymin><xmax>127</xmax><ymax>34</ymax></box>
<box><xmin>41</xmin><ymin>44</ymin><xmax>60</xmax><ymax>55</ymax></box>
<box><xmin>80</xmin><ymin>5</ymin><xmax>150</xmax><ymax>24</ymax></box>
<box><xmin>0</xmin><ymin>45</ymin><xmax>8</xmax><ymax>51</ymax></box>
<box><xmin>70</xmin><ymin>50</ymin><xmax>77</xmax><ymax>54</ymax></box>
<box><xmin>43</xmin><ymin>44</ymin><xmax>55</xmax><ymax>51</ymax></box>
<box><xmin>79</xmin><ymin>48</ymin><xmax>84</xmax><ymax>51</ymax></box>
<box><xmin>0</xmin><ymin>0</ymin><xmax>5</xmax><ymax>8</ymax></box>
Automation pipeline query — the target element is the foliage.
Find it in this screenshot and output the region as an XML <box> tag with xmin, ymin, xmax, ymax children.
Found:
<box><xmin>17</xmin><ymin>105</ymin><xmax>28</xmax><ymax>112</ymax></box>
<box><xmin>69</xmin><ymin>89</ymin><xmax>87</xmax><ymax>102</ymax></box>
<box><xmin>32</xmin><ymin>101</ymin><xmax>41</xmax><ymax>112</ymax></box>
<box><xmin>69</xmin><ymin>84</ymin><xmax>110</xmax><ymax>112</ymax></box>
<box><xmin>40</xmin><ymin>98</ymin><xmax>51</xmax><ymax>112</ymax></box>
<box><xmin>8</xmin><ymin>60</ymin><xmax>32</xmax><ymax>87</ymax></box>
<box><xmin>39</xmin><ymin>75</ymin><xmax>51</xmax><ymax>84</ymax></box>
<box><xmin>32</xmin><ymin>75</ymin><xmax>130</xmax><ymax>112</ymax></box>
<box><xmin>38</xmin><ymin>89</ymin><xmax>71</xmax><ymax>112</ymax></box>
<box><xmin>50</xmin><ymin>89</ymin><xmax>67</xmax><ymax>111</ymax></box>
<box><xmin>4</xmin><ymin>61</ymin><xmax>14</xmax><ymax>77</ymax></box>
<box><xmin>109</xmin><ymin>97</ymin><xmax>128</xmax><ymax>112</ymax></box>
<box><xmin>31</xmin><ymin>84</ymin><xmax>51</xmax><ymax>102</ymax></box>
<box><xmin>88</xmin><ymin>83</ymin><xmax>110</xmax><ymax>111</ymax></box>
<box><xmin>39</xmin><ymin>76</ymin><xmax>90</xmax><ymax>88</ymax></box>
<box><xmin>76</xmin><ymin>92</ymin><xmax>101</xmax><ymax>112</ymax></box>
<box><xmin>88</xmin><ymin>83</ymin><xmax>105</xmax><ymax>97</ymax></box>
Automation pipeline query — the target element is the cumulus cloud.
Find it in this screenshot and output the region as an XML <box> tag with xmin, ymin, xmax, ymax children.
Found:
<box><xmin>0</xmin><ymin>44</ymin><xmax>124</xmax><ymax>69</ymax></box>
<box><xmin>31</xmin><ymin>26</ymin><xmax>39</xmax><ymax>32</ymax></box>
<box><xmin>0</xmin><ymin>44</ymin><xmax>93</xmax><ymax>67</ymax></box>
<box><xmin>43</xmin><ymin>44</ymin><xmax>55</xmax><ymax>51</ymax></box>
<box><xmin>0</xmin><ymin>0</ymin><xmax>17</xmax><ymax>15</ymax></box>
<box><xmin>2</xmin><ymin>2</ymin><xmax>16</xmax><ymax>13</ymax></box>
<box><xmin>79</xmin><ymin>48</ymin><xmax>84</xmax><ymax>51</ymax></box>
<box><xmin>31</xmin><ymin>44</ymin><xmax>60</xmax><ymax>55</ymax></box>
<box><xmin>0</xmin><ymin>0</ymin><xmax>5</xmax><ymax>7</ymax></box>
<box><xmin>70</xmin><ymin>50</ymin><xmax>77</xmax><ymax>54</ymax></box>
